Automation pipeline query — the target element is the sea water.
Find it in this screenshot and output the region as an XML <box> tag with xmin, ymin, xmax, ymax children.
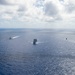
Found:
<box><xmin>0</xmin><ymin>29</ymin><xmax>75</xmax><ymax>75</ymax></box>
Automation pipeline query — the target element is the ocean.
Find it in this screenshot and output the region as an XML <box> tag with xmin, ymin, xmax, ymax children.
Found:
<box><xmin>0</xmin><ymin>29</ymin><xmax>75</xmax><ymax>75</ymax></box>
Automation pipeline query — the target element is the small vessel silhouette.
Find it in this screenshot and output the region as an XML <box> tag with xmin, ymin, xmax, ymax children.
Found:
<box><xmin>66</xmin><ymin>38</ymin><xmax>67</xmax><ymax>40</ymax></box>
<box><xmin>9</xmin><ymin>37</ymin><xmax>12</xmax><ymax>40</ymax></box>
<box><xmin>33</xmin><ymin>39</ymin><xmax>37</xmax><ymax>45</ymax></box>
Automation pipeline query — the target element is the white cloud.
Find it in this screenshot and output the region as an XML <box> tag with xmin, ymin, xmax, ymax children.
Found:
<box><xmin>18</xmin><ymin>5</ymin><xmax>26</xmax><ymax>12</ymax></box>
<box><xmin>64</xmin><ymin>1</ymin><xmax>75</xmax><ymax>13</ymax></box>
<box><xmin>0</xmin><ymin>0</ymin><xmax>9</xmax><ymax>5</ymax></box>
<box><xmin>44</xmin><ymin>1</ymin><xmax>58</xmax><ymax>17</ymax></box>
<box><xmin>1</xmin><ymin>14</ymin><xmax>13</xmax><ymax>20</ymax></box>
<box><xmin>0</xmin><ymin>0</ymin><xmax>75</xmax><ymax>22</ymax></box>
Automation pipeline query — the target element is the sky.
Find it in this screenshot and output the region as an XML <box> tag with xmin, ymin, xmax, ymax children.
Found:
<box><xmin>0</xmin><ymin>0</ymin><xmax>75</xmax><ymax>29</ymax></box>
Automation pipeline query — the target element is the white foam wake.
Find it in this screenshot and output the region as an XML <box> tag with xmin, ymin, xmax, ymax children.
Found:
<box><xmin>31</xmin><ymin>41</ymin><xmax>44</xmax><ymax>44</ymax></box>
<box><xmin>10</xmin><ymin>36</ymin><xmax>20</xmax><ymax>39</ymax></box>
<box><xmin>12</xmin><ymin>36</ymin><xmax>19</xmax><ymax>39</ymax></box>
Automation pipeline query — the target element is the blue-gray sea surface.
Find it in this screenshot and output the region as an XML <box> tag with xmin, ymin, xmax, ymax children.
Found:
<box><xmin>0</xmin><ymin>29</ymin><xmax>75</xmax><ymax>75</ymax></box>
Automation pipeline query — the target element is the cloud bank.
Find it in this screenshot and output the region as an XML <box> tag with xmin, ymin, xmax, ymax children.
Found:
<box><xmin>0</xmin><ymin>0</ymin><xmax>75</xmax><ymax>22</ymax></box>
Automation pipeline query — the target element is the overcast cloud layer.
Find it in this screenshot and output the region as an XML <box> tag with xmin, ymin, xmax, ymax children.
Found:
<box><xmin>0</xmin><ymin>0</ymin><xmax>75</xmax><ymax>22</ymax></box>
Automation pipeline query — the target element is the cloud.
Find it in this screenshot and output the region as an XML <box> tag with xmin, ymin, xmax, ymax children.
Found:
<box><xmin>0</xmin><ymin>0</ymin><xmax>75</xmax><ymax>22</ymax></box>
<box><xmin>44</xmin><ymin>1</ymin><xmax>58</xmax><ymax>17</ymax></box>
<box><xmin>1</xmin><ymin>14</ymin><xmax>13</xmax><ymax>20</ymax></box>
<box><xmin>42</xmin><ymin>0</ymin><xmax>64</xmax><ymax>22</ymax></box>
<box><xmin>0</xmin><ymin>0</ymin><xmax>18</xmax><ymax>5</ymax></box>
<box><xmin>0</xmin><ymin>5</ymin><xmax>18</xmax><ymax>20</ymax></box>
<box><xmin>65</xmin><ymin>2</ymin><xmax>75</xmax><ymax>13</ymax></box>
<box><xmin>0</xmin><ymin>0</ymin><xmax>9</xmax><ymax>5</ymax></box>
<box><xmin>58</xmin><ymin>0</ymin><xmax>75</xmax><ymax>20</ymax></box>
<box><xmin>59</xmin><ymin>0</ymin><xmax>64</xmax><ymax>2</ymax></box>
<box><xmin>0</xmin><ymin>0</ymin><xmax>26</xmax><ymax>5</ymax></box>
<box><xmin>35</xmin><ymin>0</ymin><xmax>45</xmax><ymax>7</ymax></box>
<box><xmin>18</xmin><ymin>5</ymin><xmax>26</xmax><ymax>12</ymax></box>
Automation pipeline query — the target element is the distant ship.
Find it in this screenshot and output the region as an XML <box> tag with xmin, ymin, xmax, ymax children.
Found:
<box><xmin>66</xmin><ymin>38</ymin><xmax>67</xmax><ymax>40</ymax></box>
<box><xmin>33</xmin><ymin>39</ymin><xmax>37</xmax><ymax>45</ymax></box>
<box><xmin>9</xmin><ymin>37</ymin><xmax>12</xmax><ymax>40</ymax></box>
